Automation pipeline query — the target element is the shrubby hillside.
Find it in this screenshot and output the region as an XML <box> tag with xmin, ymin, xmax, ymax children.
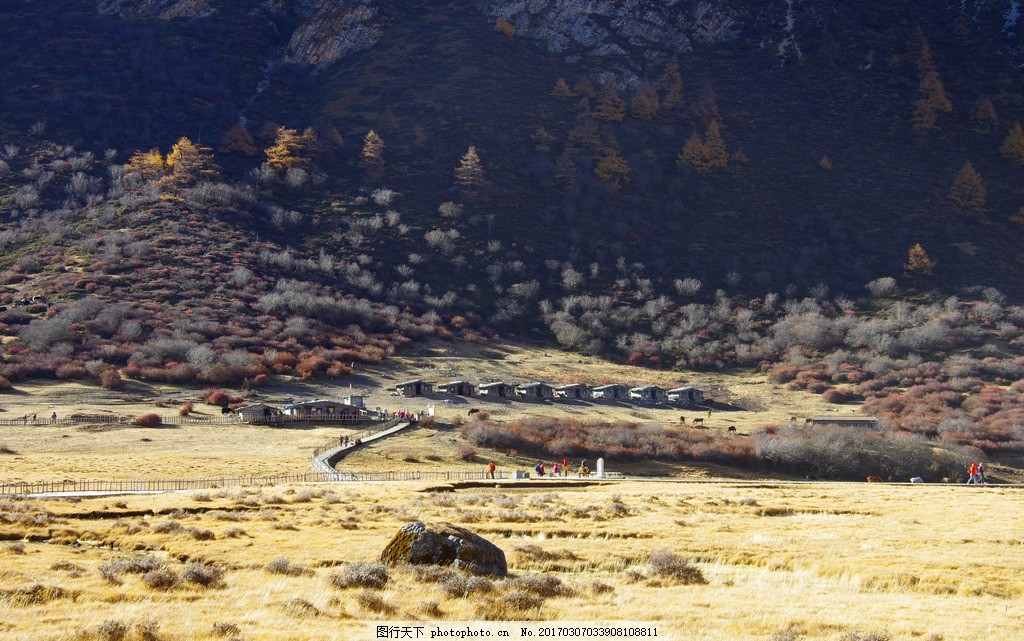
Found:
<box><xmin>2</xmin><ymin>0</ymin><xmax>1024</xmax><ymax>462</ymax></box>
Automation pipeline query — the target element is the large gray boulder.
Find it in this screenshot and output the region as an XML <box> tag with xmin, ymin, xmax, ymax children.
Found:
<box><xmin>380</xmin><ymin>522</ymin><xmax>507</xmax><ymax>578</ymax></box>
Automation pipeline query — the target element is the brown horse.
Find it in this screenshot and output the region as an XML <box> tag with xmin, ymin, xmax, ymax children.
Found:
<box><xmin>866</xmin><ymin>476</ymin><xmax>883</xmax><ymax>483</ymax></box>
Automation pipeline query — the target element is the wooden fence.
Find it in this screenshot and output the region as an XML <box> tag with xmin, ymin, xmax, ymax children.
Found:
<box><xmin>0</xmin><ymin>469</ymin><xmax>510</xmax><ymax>496</ymax></box>
<box><xmin>0</xmin><ymin>413</ymin><xmax>388</xmax><ymax>428</ymax></box>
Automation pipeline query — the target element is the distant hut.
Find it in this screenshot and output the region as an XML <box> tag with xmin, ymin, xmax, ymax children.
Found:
<box><xmin>436</xmin><ymin>380</ymin><xmax>475</xmax><ymax>396</ymax></box>
<box><xmin>478</xmin><ymin>381</ymin><xmax>515</xmax><ymax>398</ymax></box>
<box><xmin>515</xmin><ymin>382</ymin><xmax>555</xmax><ymax>399</ymax></box>
<box><xmin>235</xmin><ymin>403</ymin><xmax>282</xmax><ymax>424</ymax></box>
<box><xmin>554</xmin><ymin>383</ymin><xmax>592</xmax><ymax>400</ymax></box>
<box><xmin>343</xmin><ymin>394</ymin><xmax>364</xmax><ymax>408</ymax></box>
<box><xmin>629</xmin><ymin>385</ymin><xmax>668</xmax><ymax>402</ymax></box>
<box><xmin>395</xmin><ymin>379</ymin><xmax>433</xmax><ymax>397</ymax></box>
<box><xmin>282</xmin><ymin>399</ymin><xmax>362</xmax><ymax>420</ymax></box>
<box><xmin>667</xmin><ymin>386</ymin><xmax>705</xmax><ymax>405</ymax></box>
<box><xmin>591</xmin><ymin>384</ymin><xmax>631</xmax><ymax>400</ymax></box>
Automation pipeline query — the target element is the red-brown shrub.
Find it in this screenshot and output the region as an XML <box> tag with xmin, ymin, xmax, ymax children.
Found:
<box><xmin>296</xmin><ymin>354</ymin><xmax>329</xmax><ymax>380</ymax></box>
<box><xmin>99</xmin><ymin>367</ymin><xmax>124</xmax><ymax>390</ymax></box>
<box><xmin>179</xmin><ymin>401</ymin><xmax>193</xmax><ymax>417</ymax></box>
<box><xmin>134</xmin><ymin>413</ymin><xmax>162</xmax><ymax>427</ymax></box>
<box><xmin>206</xmin><ymin>390</ymin><xmax>230</xmax><ymax>407</ymax></box>
<box><xmin>252</xmin><ymin>373</ymin><xmax>271</xmax><ymax>387</ymax></box>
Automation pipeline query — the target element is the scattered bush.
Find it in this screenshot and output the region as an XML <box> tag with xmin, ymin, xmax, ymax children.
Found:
<box><xmin>330</xmin><ymin>562</ymin><xmax>389</xmax><ymax>589</ymax></box>
<box><xmin>133</xmin><ymin>413</ymin><xmax>161</xmax><ymax>427</ymax></box>
<box><xmin>141</xmin><ymin>568</ymin><xmax>179</xmax><ymax>589</ymax></box>
<box><xmin>456</xmin><ymin>443</ymin><xmax>477</xmax><ymax>462</ymax></box>
<box><xmin>99</xmin><ymin>367</ymin><xmax>124</xmax><ymax>390</ymax></box>
<box><xmin>648</xmin><ymin>550</ymin><xmax>707</xmax><ymax>584</ymax></box>
<box><xmin>182</xmin><ymin>561</ymin><xmax>224</xmax><ymax>587</ymax></box>
<box><xmin>265</xmin><ymin>556</ymin><xmax>309</xmax><ymax>576</ymax></box>
<box><xmin>357</xmin><ymin>590</ymin><xmax>396</xmax><ymax>614</ymax></box>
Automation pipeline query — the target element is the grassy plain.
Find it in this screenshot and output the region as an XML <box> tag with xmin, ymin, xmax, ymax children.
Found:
<box><xmin>1</xmin><ymin>342</ymin><xmax>1022</xmax><ymax>640</ymax></box>
<box><xmin>2</xmin><ymin>481</ymin><xmax>1022</xmax><ymax>641</ymax></box>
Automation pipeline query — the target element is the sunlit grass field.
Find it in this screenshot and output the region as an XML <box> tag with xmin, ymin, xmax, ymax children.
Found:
<box><xmin>1</xmin><ymin>481</ymin><xmax>1021</xmax><ymax>641</ymax></box>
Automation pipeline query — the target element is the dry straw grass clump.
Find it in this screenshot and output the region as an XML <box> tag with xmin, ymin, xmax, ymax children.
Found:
<box><xmin>0</xmin><ymin>584</ymin><xmax>78</xmax><ymax>606</ymax></box>
<box><xmin>647</xmin><ymin>549</ymin><xmax>707</xmax><ymax>585</ymax></box>
<box><xmin>181</xmin><ymin>562</ymin><xmax>224</xmax><ymax>587</ymax></box>
<box><xmin>357</xmin><ymin>590</ymin><xmax>396</xmax><ymax>615</ymax></box>
<box><xmin>329</xmin><ymin>562</ymin><xmax>389</xmax><ymax>589</ymax></box>
<box><xmin>99</xmin><ymin>556</ymin><xmax>162</xmax><ymax>584</ymax></box>
<box><xmin>265</xmin><ymin>556</ymin><xmax>310</xmax><ymax>576</ymax></box>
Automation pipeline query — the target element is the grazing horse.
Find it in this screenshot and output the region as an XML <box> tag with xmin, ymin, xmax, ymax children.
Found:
<box><xmin>468</xmin><ymin>408</ymin><xmax>480</xmax><ymax>416</ymax></box>
<box><xmin>866</xmin><ymin>475</ymin><xmax>883</xmax><ymax>483</ymax></box>
<box><xmin>692</xmin><ymin>418</ymin><xmax>704</xmax><ymax>426</ymax></box>
<box><xmin>727</xmin><ymin>425</ymin><xmax>736</xmax><ymax>432</ymax></box>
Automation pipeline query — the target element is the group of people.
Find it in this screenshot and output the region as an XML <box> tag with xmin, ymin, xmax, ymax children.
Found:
<box><xmin>484</xmin><ymin>458</ymin><xmax>593</xmax><ymax>479</ymax></box>
<box><xmin>20</xmin><ymin>412</ymin><xmax>57</xmax><ymax>424</ymax></box>
<box><xmin>967</xmin><ymin>461</ymin><xmax>987</xmax><ymax>484</ymax></box>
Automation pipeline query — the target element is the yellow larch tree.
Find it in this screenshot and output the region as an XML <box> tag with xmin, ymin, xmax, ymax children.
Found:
<box><xmin>164</xmin><ymin>137</ymin><xmax>217</xmax><ymax>187</ymax></box>
<box><xmin>361</xmin><ymin>129</ymin><xmax>385</xmax><ymax>180</ymax></box>
<box><xmin>454</xmin><ymin>146</ymin><xmax>485</xmax><ymax>194</ymax></box>
<box><xmin>903</xmin><ymin>243</ymin><xmax>936</xmax><ymax>281</ymax></box>
<box><xmin>123</xmin><ymin>148</ymin><xmax>166</xmax><ymax>182</ymax></box>
<box><xmin>948</xmin><ymin>161</ymin><xmax>987</xmax><ymax>213</ymax></box>
<box><xmin>264</xmin><ymin>127</ymin><xmax>310</xmax><ymax>170</ymax></box>
<box><xmin>1000</xmin><ymin>122</ymin><xmax>1024</xmax><ymax>165</ymax></box>
<box><xmin>594</xmin><ymin>149</ymin><xmax>631</xmax><ymax>189</ymax></box>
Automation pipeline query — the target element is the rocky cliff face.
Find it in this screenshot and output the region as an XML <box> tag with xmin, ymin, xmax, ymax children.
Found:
<box><xmin>283</xmin><ymin>0</ymin><xmax>385</xmax><ymax>67</ymax></box>
<box><xmin>484</xmin><ymin>0</ymin><xmax>736</xmax><ymax>83</ymax></box>
<box><xmin>92</xmin><ymin>0</ymin><xmax>1024</xmax><ymax>75</ymax></box>
<box><xmin>96</xmin><ymin>0</ymin><xmax>216</xmax><ymax>19</ymax></box>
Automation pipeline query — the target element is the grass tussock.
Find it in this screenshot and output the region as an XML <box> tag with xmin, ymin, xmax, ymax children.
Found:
<box><xmin>265</xmin><ymin>556</ymin><xmax>310</xmax><ymax>576</ymax></box>
<box><xmin>648</xmin><ymin>550</ymin><xmax>707</xmax><ymax>585</ymax></box>
<box><xmin>0</xmin><ymin>584</ymin><xmax>78</xmax><ymax>606</ymax></box>
<box><xmin>329</xmin><ymin>562</ymin><xmax>388</xmax><ymax>590</ymax></box>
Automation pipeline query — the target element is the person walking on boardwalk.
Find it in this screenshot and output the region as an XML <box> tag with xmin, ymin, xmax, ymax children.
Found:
<box><xmin>561</xmin><ymin>457</ymin><xmax>569</xmax><ymax>476</ymax></box>
<box><xmin>977</xmin><ymin>461</ymin><xmax>986</xmax><ymax>484</ymax></box>
<box><xmin>50</xmin><ymin>412</ymin><xmax>57</xmax><ymax>424</ymax></box>
<box><xmin>487</xmin><ymin>461</ymin><xmax>496</xmax><ymax>479</ymax></box>
<box><xmin>967</xmin><ymin>461</ymin><xmax>978</xmax><ymax>484</ymax></box>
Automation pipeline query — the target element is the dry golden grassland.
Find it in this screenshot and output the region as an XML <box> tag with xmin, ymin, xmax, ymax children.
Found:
<box><xmin>1</xmin><ymin>481</ymin><xmax>1022</xmax><ymax>641</ymax></box>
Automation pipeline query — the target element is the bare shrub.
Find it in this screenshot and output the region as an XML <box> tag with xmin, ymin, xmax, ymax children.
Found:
<box><xmin>456</xmin><ymin>443</ymin><xmax>477</xmax><ymax>462</ymax></box>
<box><xmin>99</xmin><ymin>556</ymin><xmax>162</xmax><ymax>583</ymax></box>
<box><xmin>648</xmin><ymin>550</ymin><xmax>707</xmax><ymax>584</ymax></box>
<box><xmin>181</xmin><ymin>561</ymin><xmax>223</xmax><ymax>585</ymax></box>
<box><xmin>141</xmin><ymin>568</ymin><xmax>179</xmax><ymax>589</ymax></box>
<box><xmin>476</xmin><ymin>591</ymin><xmax>544</xmax><ymax>620</ymax></box>
<box><xmin>674</xmin><ymin>278</ymin><xmax>702</xmax><ymax>297</ymax></box>
<box><xmin>265</xmin><ymin>557</ymin><xmax>309</xmax><ymax>576</ymax></box>
<box><xmin>179</xmin><ymin>401</ymin><xmax>194</xmax><ymax>416</ymax></box>
<box><xmin>283</xmin><ymin>598</ymin><xmax>320</xmax><ymax>617</ymax></box>
<box><xmin>357</xmin><ymin>590</ymin><xmax>396</xmax><ymax>614</ymax></box>
<box><xmin>372</xmin><ymin>188</ymin><xmax>398</xmax><ymax>206</ymax></box>
<box><xmin>152</xmin><ymin>520</ymin><xmax>181</xmax><ymax>533</ymax></box>
<box><xmin>507</xmin><ymin>574</ymin><xmax>570</xmax><ymax>597</ymax></box>
<box><xmin>95</xmin><ymin>619</ymin><xmax>130</xmax><ymax>641</ymax></box>
<box><xmin>330</xmin><ymin>562</ymin><xmax>389</xmax><ymax>589</ymax></box>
